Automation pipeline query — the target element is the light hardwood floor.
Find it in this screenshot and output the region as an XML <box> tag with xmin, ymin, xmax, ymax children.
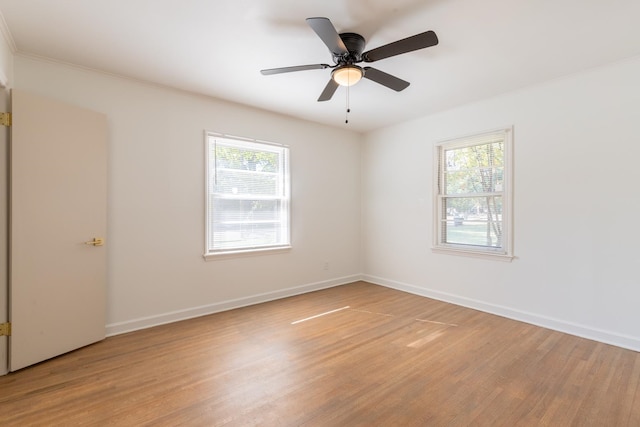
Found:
<box><xmin>1</xmin><ymin>281</ymin><xmax>639</xmax><ymax>426</ymax></box>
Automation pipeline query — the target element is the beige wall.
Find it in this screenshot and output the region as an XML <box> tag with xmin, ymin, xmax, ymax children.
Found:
<box><xmin>8</xmin><ymin>32</ymin><xmax>639</xmax><ymax>372</ymax></box>
<box><xmin>14</xmin><ymin>55</ymin><xmax>363</xmax><ymax>334</ymax></box>
<box><xmin>362</xmin><ymin>56</ymin><xmax>640</xmax><ymax>351</ymax></box>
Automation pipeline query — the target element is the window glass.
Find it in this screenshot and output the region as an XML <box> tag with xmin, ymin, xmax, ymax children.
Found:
<box><xmin>435</xmin><ymin>129</ymin><xmax>513</xmax><ymax>258</ymax></box>
<box><xmin>206</xmin><ymin>134</ymin><xmax>290</xmax><ymax>255</ymax></box>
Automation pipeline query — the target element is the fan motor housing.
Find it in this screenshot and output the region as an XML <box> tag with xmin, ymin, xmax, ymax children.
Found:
<box><xmin>335</xmin><ymin>32</ymin><xmax>366</xmax><ymax>63</ymax></box>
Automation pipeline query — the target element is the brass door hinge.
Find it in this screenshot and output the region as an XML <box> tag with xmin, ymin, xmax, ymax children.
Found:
<box><xmin>0</xmin><ymin>322</ymin><xmax>10</xmax><ymax>337</ymax></box>
<box><xmin>0</xmin><ymin>112</ymin><xmax>11</xmax><ymax>127</ymax></box>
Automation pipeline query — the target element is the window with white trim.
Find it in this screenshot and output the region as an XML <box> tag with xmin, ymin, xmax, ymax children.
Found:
<box><xmin>205</xmin><ymin>133</ymin><xmax>290</xmax><ymax>256</ymax></box>
<box><xmin>434</xmin><ymin>128</ymin><xmax>513</xmax><ymax>259</ymax></box>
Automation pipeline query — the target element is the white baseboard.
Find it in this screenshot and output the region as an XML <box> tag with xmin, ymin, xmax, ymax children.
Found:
<box><xmin>106</xmin><ymin>273</ymin><xmax>640</xmax><ymax>353</ymax></box>
<box><xmin>106</xmin><ymin>274</ymin><xmax>363</xmax><ymax>336</ymax></box>
<box><xmin>363</xmin><ymin>274</ymin><xmax>640</xmax><ymax>353</ymax></box>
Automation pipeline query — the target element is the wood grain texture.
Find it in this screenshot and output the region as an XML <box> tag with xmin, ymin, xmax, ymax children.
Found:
<box><xmin>1</xmin><ymin>281</ymin><xmax>639</xmax><ymax>426</ymax></box>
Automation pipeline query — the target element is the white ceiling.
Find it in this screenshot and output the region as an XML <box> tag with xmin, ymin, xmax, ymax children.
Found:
<box><xmin>1</xmin><ymin>0</ymin><xmax>639</xmax><ymax>133</ymax></box>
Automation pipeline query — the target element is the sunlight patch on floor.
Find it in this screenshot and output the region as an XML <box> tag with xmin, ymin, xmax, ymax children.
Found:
<box><xmin>407</xmin><ymin>330</ymin><xmax>446</xmax><ymax>348</ymax></box>
<box><xmin>290</xmin><ymin>306</ymin><xmax>351</xmax><ymax>325</ymax></box>
<box><xmin>414</xmin><ymin>318</ymin><xmax>459</xmax><ymax>327</ymax></box>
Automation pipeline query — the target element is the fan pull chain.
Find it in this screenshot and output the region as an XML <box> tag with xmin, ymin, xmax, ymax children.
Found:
<box><xmin>345</xmin><ymin>84</ymin><xmax>351</xmax><ymax>124</ymax></box>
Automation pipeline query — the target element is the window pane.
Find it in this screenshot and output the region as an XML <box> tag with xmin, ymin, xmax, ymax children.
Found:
<box><xmin>207</xmin><ymin>135</ymin><xmax>290</xmax><ymax>254</ymax></box>
<box><xmin>213</xmin><ymin>198</ymin><xmax>283</xmax><ymax>223</ymax></box>
<box><xmin>215</xmin><ymin>169</ymin><xmax>279</xmax><ymax>196</ymax></box>
<box><xmin>215</xmin><ymin>145</ymin><xmax>280</xmax><ymax>173</ymax></box>
<box><xmin>213</xmin><ymin>221</ymin><xmax>284</xmax><ymax>250</ymax></box>
<box><xmin>210</xmin><ymin>198</ymin><xmax>286</xmax><ymax>250</ymax></box>
<box><xmin>445</xmin><ymin>166</ymin><xmax>503</xmax><ymax>194</ymax></box>
<box><xmin>445</xmin><ymin>142</ymin><xmax>503</xmax><ymax>169</ymax></box>
<box><xmin>444</xmin><ymin>142</ymin><xmax>504</xmax><ymax>194</ymax></box>
<box><xmin>442</xmin><ymin>220</ymin><xmax>503</xmax><ymax>248</ymax></box>
<box><xmin>442</xmin><ymin>196</ymin><xmax>503</xmax><ymax>248</ymax></box>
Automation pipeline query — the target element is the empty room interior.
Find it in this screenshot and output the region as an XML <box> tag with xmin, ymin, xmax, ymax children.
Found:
<box><xmin>1</xmin><ymin>1</ymin><xmax>639</xmax><ymax>425</ymax></box>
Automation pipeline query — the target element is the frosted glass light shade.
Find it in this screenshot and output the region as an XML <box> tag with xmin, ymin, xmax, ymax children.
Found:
<box><xmin>332</xmin><ymin>66</ymin><xmax>363</xmax><ymax>86</ymax></box>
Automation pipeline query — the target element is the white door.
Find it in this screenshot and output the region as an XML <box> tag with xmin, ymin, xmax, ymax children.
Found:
<box><xmin>9</xmin><ymin>90</ymin><xmax>108</xmax><ymax>371</ymax></box>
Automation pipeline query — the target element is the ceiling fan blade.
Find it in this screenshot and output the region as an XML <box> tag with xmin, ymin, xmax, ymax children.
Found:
<box><xmin>363</xmin><ymin>67</ymin><xmax>410</xmax><ymax>91</ymax></box>
<box><xmin>318</xmin><ymin>79</ymin><xmax>339</xmax><ymax>102</ymax></box>
<box><xmin>306</xmin><ymin>17</ymin><xmax>348</xmax><ymax>56</ymax></box>
<box><xmin>362</xmin><ymin>30</ymin><xmax>438</xmax><ymax>63</ymax></box>
<box><xmin>261</xmin><ymin>64</ymin><xmax>331</xmax><ymax>75</ymax></box>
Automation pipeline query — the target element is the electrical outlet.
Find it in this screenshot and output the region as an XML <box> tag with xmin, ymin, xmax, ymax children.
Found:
<box><xmin>323</xmin><ymin>261</ymin><xmax>329</xmax><ymax>271</ymax></box>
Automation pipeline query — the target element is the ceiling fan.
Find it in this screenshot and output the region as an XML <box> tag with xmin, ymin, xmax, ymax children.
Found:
<box><xmin>260</xmin><ymin>17</ymin><xmax>439</xmax><ymax>102</ymax></box>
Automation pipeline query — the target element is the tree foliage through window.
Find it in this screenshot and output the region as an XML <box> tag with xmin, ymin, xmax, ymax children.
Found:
<box><xmin>435</xmin><ymin>129</ymin><xmax>512</xmax><ymax>257</ymax></box>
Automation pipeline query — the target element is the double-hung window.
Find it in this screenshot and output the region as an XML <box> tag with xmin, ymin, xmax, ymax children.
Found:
<box><xmin>434</xmin><ymin>128</ymin><xmax>513</xmax><ymax>260</ymax></box>
<box><xmin>205</xmin><ymin>133</ymin><xmax>290</xmax><ymax>257</ymax></box>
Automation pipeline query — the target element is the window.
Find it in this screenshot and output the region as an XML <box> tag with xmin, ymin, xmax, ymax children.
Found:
<box><xmin>434</xmin><ymin>128</ymin><xmax>513</xmax><ymax>260</ymax></box>
<box><xmin>205</xmin><ymin>133</ymin><xmax>290</xmax><ymax>257</ymax></box>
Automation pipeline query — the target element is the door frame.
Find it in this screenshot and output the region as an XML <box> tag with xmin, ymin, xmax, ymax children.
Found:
<box><xmin>0</xmin><ymin>85</ymin><xmax>9</xmax><ymax>376</ymax></box>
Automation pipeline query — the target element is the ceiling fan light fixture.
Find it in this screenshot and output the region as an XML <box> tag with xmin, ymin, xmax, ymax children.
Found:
<box><xmin>332</xmin><ymin>65</ymin><xmax>363</xmax><ymax>86</ymax></box>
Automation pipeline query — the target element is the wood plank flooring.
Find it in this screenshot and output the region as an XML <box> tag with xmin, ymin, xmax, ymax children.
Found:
<box><xmin>1</xmin><ymin>281</ymin><xmax>639</xmax><ymax>426</ymax></box>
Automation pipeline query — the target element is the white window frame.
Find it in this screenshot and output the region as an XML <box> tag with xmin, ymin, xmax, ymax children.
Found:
<box><xmin>433</xmin><ymin>127</ymin><xmax>514</xmax><ymax>261</ymax></box>
<box><xmin>204</xmin><ymin>132</ymin><xmax>291</xmax><ymax>259</ymax></box>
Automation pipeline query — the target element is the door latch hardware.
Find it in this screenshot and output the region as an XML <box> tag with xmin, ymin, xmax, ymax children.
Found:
<box><xmin>84</xmin><ymin>237</ymin><xmax>105</xmax><ymax>246</ymax></box>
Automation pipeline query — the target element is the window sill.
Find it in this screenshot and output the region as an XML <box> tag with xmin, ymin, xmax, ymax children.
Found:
<box><xmin>431</xmin><ymin>246</ymin><xmax>514</xmax><ymax>262</ymax></box>
<box><xmin>204</xmin><ymin>245</ymin><xmax>292</xmax><ymax>261</ymax></box>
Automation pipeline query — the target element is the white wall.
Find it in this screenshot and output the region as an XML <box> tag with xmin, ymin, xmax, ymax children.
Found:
<box><xmin>14</xmin><ymin>55</ymin><xmax>362</xmax><ymax>334</ymax></box>
<box><xmin>362</xmin><ymin>56</ymin><xmax>640</xmax><ymax>351</ymax></box>
<box><xmin>11</xmin><ymin>51</ymin><xmax>640</xmax><ymax>352</ymax></box>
